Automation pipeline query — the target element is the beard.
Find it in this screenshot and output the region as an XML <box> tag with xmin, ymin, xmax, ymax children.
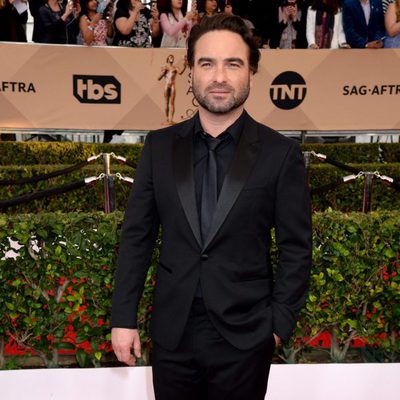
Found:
<box><xmin>192</xmin><ymin>79</ymin><xmax>251</xmax><ymax>114</ymax></box>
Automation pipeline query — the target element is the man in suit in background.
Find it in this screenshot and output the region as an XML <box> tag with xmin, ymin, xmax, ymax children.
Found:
<box><xmin>111</xmin><ymin>13</ymin><xmax>312</xmax><ymax>400</ymax></box>
<box><xmin>342</xmin><ymin>0</ymin><xmax>385</xmax><ymax>48</ymax></box>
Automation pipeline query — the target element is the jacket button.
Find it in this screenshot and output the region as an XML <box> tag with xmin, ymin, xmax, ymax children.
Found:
<box><xmin>201</xmin><ymin>254</ymin><xmax>209</xmax><ymax>261</ymax></box>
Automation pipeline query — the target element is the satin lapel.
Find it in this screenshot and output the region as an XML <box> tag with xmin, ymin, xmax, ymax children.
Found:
<box><xmin>173</xmin><ymin>120</ymin><xmax>202</xmax><ymax>249</ymax></box>
<box><xmin>202</xmin><ymin>115</ymin><xmax>261</xmax><ymax>251</ymax></box>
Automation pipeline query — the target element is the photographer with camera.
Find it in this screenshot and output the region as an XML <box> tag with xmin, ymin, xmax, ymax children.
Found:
<box><xmin>79</xmin><ymin>0</ymin><xmax>114</xmax><ymax>45</ymax></box>
<box><xmin>160</xmin><ymin>0</ymin><xmax>197</xmax><ymax>48</ymax></box>
<box><xmin>36</xmin><ymin>0</ymin><xmax>81</xmax><ymax>43</ymax></box>
<box><xmin>269</xmin><ymin>0</ymin><xmax>308</xmax><ymax>49</ymax></box>
<box><xmin>113</xmin><ymin>0</ymin><xmax>160</xmax><ymax>47</ymax></box>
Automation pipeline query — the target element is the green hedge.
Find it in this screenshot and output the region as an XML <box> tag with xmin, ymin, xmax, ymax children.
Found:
<box><xmin>301</xmin><ymin>142</ymin><xmax>400</xmax><ymax>164</ymax></box>
<box><xmin>0</xmin><ymin>141</ymin><xmax>399</xmax><ymax>166</ymax></box>
<box><xmin>1</xmin><ymin>163</ymin><xmax>399</xmax><ymax>213</ymax></box>
<box><xmin>1</xmin><ymin>211</ymin><xmax>399</xmax><ymax>368</ymax></box>
<box><xmin>0</xmin><ymin>142</ymin><xmax>143</xmax><ymax>166</ymax></box>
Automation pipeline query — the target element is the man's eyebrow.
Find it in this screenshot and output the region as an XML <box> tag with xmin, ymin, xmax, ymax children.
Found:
<box><xmin>197</xmin><ymin>57</ymin><xmax>214</xmax><ymax>64</ymax></box>
<box><xmin>196</xmin><ymin>57</ymin><xmax>245</xmax><ymax>65</ymax></box>
<box><xmin>225</xmin><ymin>57</ymin><xmax>245</xmax><ymax>65</ymax></box>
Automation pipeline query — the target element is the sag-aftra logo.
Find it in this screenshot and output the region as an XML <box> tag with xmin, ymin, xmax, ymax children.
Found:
<box><xmin>73</xmin><ymin>75</ymin><xmax>121</xmax><ymax>104</ymax></box>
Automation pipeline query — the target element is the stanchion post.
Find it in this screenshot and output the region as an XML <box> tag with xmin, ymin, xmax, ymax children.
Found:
<box><xmin>103</xmin><ymin>153</ymin><xmax>116</xmax><ymax>213</ymax></box>
<box><xmin>300</xmin><ymin>130</ymin><xmax>307</xmax><ymax>144</ymax></box>
<box><xmin>362</xmin><ymin>173</ymin><xmax>374</xmax><ymax>213</ymax></box>
<box><xmin>303</xmin><ymin>151</ymin><xmax>311</xmax><ymax>185</ymax></box>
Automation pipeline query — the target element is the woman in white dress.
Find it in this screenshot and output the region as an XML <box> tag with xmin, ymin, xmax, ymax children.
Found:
<box><xmin>306</xmin><ymin>0</ymin><xmax>347</xmax><ymax>49</ymax></box>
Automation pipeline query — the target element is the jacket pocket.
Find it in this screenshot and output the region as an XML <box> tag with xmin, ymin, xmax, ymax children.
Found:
<box><xmin>234</xmin><ymin>276</ymin><xmax>271</xmax><ymax>284</ymax></box>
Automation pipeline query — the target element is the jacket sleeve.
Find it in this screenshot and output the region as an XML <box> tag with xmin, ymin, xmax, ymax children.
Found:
<box><xmin>111</xmin><ymin>132</ymin><xmax>160</xmax><ymax>328</ymax></box>
<box><xmin>306</xmin><ymin>8</ymin><xmax>316</xmax><ymax>47</ymax></box>
<box><xmin>342</xmin><ymin>1</ymin><xmax>367</xmax><ymax>48</ymax></box>
<box><xmin>160</xmin><ymin>13</ymin><xmax>189</xmax><ymax>36</ymax></box>
<box><xmin>272</xmin><ymin>142</ymin><xmax>312</xmax><ymax>341</ymax></box>
<box><xmin>335</xmin><ymin>11</ymin><xmax>347</xmax><ymax>48</ymax></box>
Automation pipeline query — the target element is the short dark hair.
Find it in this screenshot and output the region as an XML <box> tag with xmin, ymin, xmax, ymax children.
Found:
<box><xmin>187</xmin><ymin>14</ymin><xmax>260</xmax><ymax>74</ymax></box>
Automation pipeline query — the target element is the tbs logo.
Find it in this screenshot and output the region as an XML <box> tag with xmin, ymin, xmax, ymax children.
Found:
<box><xmin>270</xmin><ymin>71</ymin><xmax>307</xmax><ymax>110</ymax></box>
<box><xmin>73</xmin><ymin>75</ymin><xmax>121</xmax><ymax>104</ymax></box>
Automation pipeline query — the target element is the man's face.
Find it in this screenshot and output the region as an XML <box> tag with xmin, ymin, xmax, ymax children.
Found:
<box><xmin>191</xmin><ymin>30</ymin><xmax>254</xmax><ymax>115</ymax></box>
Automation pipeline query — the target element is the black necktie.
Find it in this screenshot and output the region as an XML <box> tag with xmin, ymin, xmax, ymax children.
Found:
<box><xmin>201</xmin><ymin>135</ymin><xmax>221</xmax><ymax>242</ymax></box>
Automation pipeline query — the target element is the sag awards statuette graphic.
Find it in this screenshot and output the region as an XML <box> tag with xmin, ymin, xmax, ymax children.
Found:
<box><xmin>158</xmin><ymin>55</ymin><xmax>188</xmax><ymax>126</ymax></box>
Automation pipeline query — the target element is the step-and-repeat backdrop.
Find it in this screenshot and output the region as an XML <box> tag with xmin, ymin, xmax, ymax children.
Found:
<box><xmin>1</xmin><ymin>43</ymin><xmax>400</xmax><ymax>131</ymax></box>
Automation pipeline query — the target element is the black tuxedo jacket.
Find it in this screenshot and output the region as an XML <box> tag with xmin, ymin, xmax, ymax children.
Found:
<box><xmin>111</xmin><ymin>112</ymin><xmax>312</xmax><ymax>351</ymax></box>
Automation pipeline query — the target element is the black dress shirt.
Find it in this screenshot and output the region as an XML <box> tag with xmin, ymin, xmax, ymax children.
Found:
<box><xmin>193</xmin><ymin>111</ymin><xmax>246</xmax><ymax>227</ymax></box>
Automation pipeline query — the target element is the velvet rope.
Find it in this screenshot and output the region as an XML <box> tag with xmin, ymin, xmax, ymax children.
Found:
<box><xmin>0</xmin><ymin>161</ymin><xmax>90</xmax><ymax>186</ymax></box>
<box><xmin>310</xmin><ymin>177</ymin><xmax>356</xmax><ymax>196</ymax></box>
<box><xmin>0</xmin><ymin>179</ymin><xmax>89</xmax><ymax>209</ymax></box>
<box><xmin>320</xmin><ymin>156</ymin><xmax>361</xmax><ymax>175</ymax></box>
<box><xmin>124</xmin><ymin>160</ymin><xmax>137</xmax><ymax>169</ymax></box>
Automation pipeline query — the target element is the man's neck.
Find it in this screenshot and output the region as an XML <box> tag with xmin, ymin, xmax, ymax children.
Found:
<box><xmin>198</xmin><ymin>107</ymin><xmax>244</xmax><ymax>137</ymax></box>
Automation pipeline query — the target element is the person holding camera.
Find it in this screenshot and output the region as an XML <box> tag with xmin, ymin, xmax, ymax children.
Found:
<box><xmin>36</xmin><ymin>0</ymin><xmax>81</xmax><ymax>44</ymax></box>
<box><xmin>113</xmin><ymin>0</ymin><xmax>160</xmax><ymax>47</ymax></box>
<box><xmin>79</xmin><ymin>0</ymin><xmax>114</xmax><ymax>45</ymax></box>
<box><xmin>269</xmin><ymin>0</ymin><xmax>308</xmax><ymax>48</ymax></box>
<box><xmin>160</xmin><ymin>0</ymin><xmax>197</xmax><ymax>48</ymax></box>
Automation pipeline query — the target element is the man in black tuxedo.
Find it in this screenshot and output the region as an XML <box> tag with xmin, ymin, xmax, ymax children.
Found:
<box><xmin>111</xmin><ymin>14</ymin><xmax>312</xmax><ymax>400</ymax></box>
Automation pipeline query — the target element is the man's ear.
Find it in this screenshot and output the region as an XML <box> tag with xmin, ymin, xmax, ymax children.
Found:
<box><xmin>249</xmin><ymin>71</ymin><xmax>255</xmax><ymax>89</ymax></box>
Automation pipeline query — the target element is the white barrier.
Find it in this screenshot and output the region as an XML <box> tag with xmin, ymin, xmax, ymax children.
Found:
<box><xmin>1</xmin><ymin>364</ymin><xmax>399</xmax><ymax>399</ymax></box>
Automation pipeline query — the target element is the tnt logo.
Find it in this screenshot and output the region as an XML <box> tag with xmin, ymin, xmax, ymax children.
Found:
<box><xmin>73</xmin><ymin>75</ymin><xmax>121</xmax><ymax>104</ymax></box>
<box><xmin>270</xmin><ymin>71</ymin><xmax>307</xmax><ymax>110</ymax></box>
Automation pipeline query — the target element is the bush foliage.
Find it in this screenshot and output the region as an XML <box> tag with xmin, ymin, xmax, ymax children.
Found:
<box><xmin>1</xmin><ymin>212</ymin><xmax>399</xmax><ymax>367</ymax></box>
<box><xmin>0</xmin><ymin>142</ymin><xmax>143</xmax><ymax>166</ymax></box>
<box><xmin>0</xmin><ymin>141</ymin><xmax>399</xmax><ymax>166</ymax></box>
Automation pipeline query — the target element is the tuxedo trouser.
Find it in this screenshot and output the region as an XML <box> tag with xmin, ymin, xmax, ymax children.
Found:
<box><xmin>152</xmin><ymin>298</ymin><xmax>275</xmax><ymax>400</ymax></box>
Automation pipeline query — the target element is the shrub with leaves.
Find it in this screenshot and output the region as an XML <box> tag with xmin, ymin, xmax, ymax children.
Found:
<box><xmin>1</xmin><ymin>211</ymin><xmax>399</xmax><ymax>367</ymax></box>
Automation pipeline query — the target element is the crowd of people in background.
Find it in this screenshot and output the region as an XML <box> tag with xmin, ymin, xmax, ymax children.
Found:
<box><xmin>1</xmin><ymin>0</ymin><xmax>400</xmax><ymax>48</ymax></box>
